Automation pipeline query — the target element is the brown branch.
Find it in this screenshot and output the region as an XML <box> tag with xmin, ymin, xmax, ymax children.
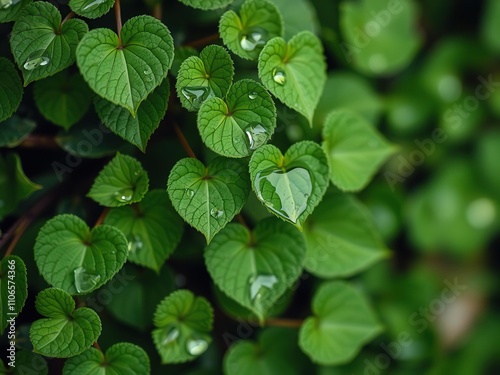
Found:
<box><xmin>115</xmin><ymin>0</ymin><xmax>123</xmax><ymax>43</ymax></box>
<box><xmin>61</xmin><ymin>11</ymin><xmax>75</xmax><ymax>27</ymax></box>
<box><xmin>265</xmin><ymin>318</ymin><xmax>303</xmax><ymax>328</ymax></box>
<box><xmin>18</xmin><ymin>135</ymin><xmax>59</xmax><ymax>150</ymax></box>
<box><xmin>184</xmin><ymin>33</ymin><xmax>220</xmax><ymax>48</ymax></box>
<box><xmin>173</xmin><ymin>123</ymin><xmax>197</xmax><ymax>159</ymax></box>
<box><xmin>236</xmin><ymin>214</ymin><xmax>248</xmax><ymax>227</ymax></box>
<box><xmin>94</xmin><ymin>208</ymin><xmax>110</xmax><ymax>227</ymax></box>
<box><xmin>153</xmin><ymin>3</ymin><xmax>162</xmax><ymax>20</ymax></box>
<box><xmin>93</xmin><ymin>341</ymin><xmax>102</xmax><ymax>352</ymax></box>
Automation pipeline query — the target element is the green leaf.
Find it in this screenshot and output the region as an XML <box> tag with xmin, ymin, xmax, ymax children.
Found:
<box><xmin>0</xmin><ymin>57</ymin><xmax>23</xmax><ymax>122</ymax></box>
<box><xmin>0</xmin><ymin>116</ymin><xmax>36</xmax><ymax>147</ymax></box>
<box><xmin>34</xmin><ymin>214</ymin><xmax>129</xmax><ymax>295</ymax></box>
<box><xmin>270</xmin><ymin>0</ymin><xmax>319</xmax><ymax>40</ymax></box>
<box><xmin>219</xmin><ymin>0</ymin><xmax>283</xmax><ymax>61</ymax></box>
<box><xmin>0</xmin><ymin>256</ymin><xmax>27</xmax><ymax>334</ymax></box>
<box><xmin>0</xmin><ymin>0</ymin><xmax>30</xmax><ymax>23</ymax></box>
<box><xmin>197</xmin><ymin>79</ymin><xmax>276</xmax><ymax>157</ymax></box>
<box><xmin>9</xmin><ymin>1</ymin><xmax>88</xmax><ymax>86</ymax></box>
<box><xmin>87</xmin><ymin>153</ymin><xmax>150</xmax><ymax>207</ymax></box>
<box><xmin>69</xmin><ymin>0</ymin><xmax>115</xmax><ymax>19</ymax></box>
<box><xmin>0</xmin><ymin>153</ymin><xmax>41</xmax><ymax>220</ymax></box>
<box><xmin>167</xmin><ymin>157</ymin><xmax>250</xmax><ymax>242</ymax></box>
<box><xmin>303</xmin><ymin>189</ymin><xmax>389</xmax><ymax>278</ymax></box>
<box><xmin>299</xmin><ymin>281</ymin><xmax>382</xmax><ymax>365</ymax></box>
<box><xmin>176</xmin><ymin>45</ymin><xmax>234</xmax><ymax>112</ymax></box>
<box><xmin>152</xmin><ymin>289</ymin><xmax>213</xmax><ymax>364</ymax></box>
<box><xmin>30</xmin><ymin>288</ymin><xmax>101</xmax><ymax>358</ymax></box>
<box><xmin>170</xmin><ymin>46</ymin><xmax>198</xmax><ymax>77</ymax></box>
<box><xmin>33</xmin><ymin>71</ymin><xmax>92</xmax><ymax>129</ymax></box>
<box><xmin>104</xmin><ymin>190</ymin><xmax>184</xmax><ymax>272</ymax></box>
<box><xmin>178</xmin><ymin>0</ymin><xmax>232</xmax><ymax>10</ymax></box>
<box><xmin>76</xmin><ymin>15</ymin><xmax>174</xmax><ymax>115</ymax></box>
<box><xmin>95</xmin><ymin>78</ymin><xmax>170</xmax><ymax>152</ymax></box>
<box><xmin>322</xmin><ymin>110</ymin><xmax>396</xmax><ymax>192</ymax></box>
<box><xmin>10</xmin><ymin>350</ymin><xmax>48</xmax><ymax>375</ymax></box>
<box><xmin>258</xmin><ymin>31</ymin><xmax>326</xmax><ymax>125</ymax></box>
<box><xmin>205</xmin><ymin>218</ymin><xmax>305</xmax><ymax>322</ymax></box>
<box><xmin>249</xmin><ymin>141</ymin><xmax>329</xmax><ymax>230</ymax></box>
<box><xmin>63</xmin><ymin>342</ymin><xmax>150</xmax><ymax>375</ymax></box>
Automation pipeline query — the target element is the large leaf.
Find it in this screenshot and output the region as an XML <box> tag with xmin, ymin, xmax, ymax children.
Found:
<box><xmin>197</xmin><ymin>79</ymin><xmax>276</xmax><ymax>157</ymax></box>
<box><xmin>258</xmin><ymin>31</ymin><xmax>326</xmax><ymax>125</ymax></box>
<box><xmin>10</xmin><ymin>1</ymin><xmax>88</xmax><ymax>86</ymax></box>
<box><xmin>299</xmin><ymin>281</ymin><xmax>382</xmax><ymax>365</ymax></box>
<box><xmin>152</xmin><ymin>290</ymin><xmax>213</xmax><ymax>364</ymax></box>
<box><xmin>205</xmin><ymin>218</ymin><xmax>305</xmax><ymax>322</ymax></box>
<box><xmin>30</xmin><ymin>288</ymin><xmax>102</xmax><ymax>358</ymax></box>
<box><xmin>0</xmin><ymin>116</ymin><xmax>35</xmax><ymax>147</ymax></box>
<box><xmin>76</xmin><ymin>15</ymin><xmax>174</xmax><ymax>115</ymax></box>
<box><xmin>178</xmin><ymin>0</ymin><xmax>232</xmax><ymax>10</ymax></box>
<box><xmin>63</xmin><ymin>342</ymin><xmax>150</xmax><ymax>375</ymax></box>
<box><xmin>248</xmin><ymin>141</ymin><xmax>329</xmax><ymax>230</ymax></box>
<box><xmin>219</xmin><ymin>0</ymin><xmax>283</xmax><ymax>60</ymax></box>
<box><xmin>0</xmin><ymin>57</ymin><xmax>23</xmax><ymax>122</ymax></box>
<box><xmin>176</xmin><ymin>45</ymin><xmax>234</xmax><ymax>112</ymax></box>
<box><xmin>87</xmin><ymin>153</ymin><xmax>149</xmax><ymax>207</ymax></box>
<box><xmin>104</xmin><ymin>190</ymin><xmax>184</xmax><ymax>272</ymax></box>
<box><xmin>303</xmin><ymin>189</ymin><xmax>389</xmax><ymax>278</ymax></box>
<box><xmin>167</xmin><ymin>157</ymin><xmax>250</xmax><ymax>242</ymax></box>
<box><xmin>34</xmin><ymin>214</ymin><xmax>129</xmax><ymax>295</ymax></box>
<box><xmin>270</xmin><ymin>0</ymin><xmax>319</xmax><ymax>40</ymax></box>
<box><xmin>322</xmin><ymin>110</ymin><xmax>396</xmax><ymax>192</ymax></box>
<box><xmin>0</xmin><ymin>256</ymin><xmax>27</xmax><ymax>334</ymax></box>
<box><xmin>0</xmin><ymin>0</ymin><xmax>30</xmax><ymax>23</ymax></box>
<box><xmin>69</xmin><ymin>0</ymin><xmax>115</xmax><ymax>19</ymax></box>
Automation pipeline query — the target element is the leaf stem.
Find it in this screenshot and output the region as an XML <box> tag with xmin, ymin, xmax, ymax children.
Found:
<box><xmin>93</xmin><ymin>341</ymin><xmax>102</xmax><ymax>352</ymax></box>
<box><xmin>18</xmin><ymin>135</ymin><xmax>59</xmax><ymax>150</ymax></box>
<box><xmin>115</xmin><ymin>0</ymin><xmax>123</xmax><ymax>43</ymax></box>
<box><xmin>94</xmin><ymin>208</ymin><xmax>110</xmax><ymax>227</ymax></box>
<box><xmin>265</xmin><ymin>318</ymin><xmax>304</xmax><ymax>328</ymax></box>
<box><xmin>60</xmin><ymin>11</ymin><xmax>75</xmax><ymax>28</ymax></box>
<box><xmin>173</xmin><ymin>123</ymin><xmax>197</xmax><ymax>159</ymax></box>
<box><xmin>153</xmin><ymin>2</ymin><xmax>162</xmax><ymax>19</ymax></box>
<box><xmin>184</xmin><ymin>33</ymin><xmax>220</xmax><ymax>48</ymax></box>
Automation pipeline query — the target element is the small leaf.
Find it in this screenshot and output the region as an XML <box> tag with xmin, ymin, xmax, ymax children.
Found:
<box><xmin>205</xmin><ymin>218</ymin><xmax>305</xmax><ymax>322</ymax></box>
<box><xmin>176</xmin><ymin>45</ymin><xmax>234</xmax><ymax>112</ymax></box>
<box><xmin>0</xmin><ymin>256</ymin><xmax>27</xmax><ymax>334</ymax></box>
<box><xmin>9</xmin><ymin>1</ymin><xmax>89</xmax><ymax>86</ymax></box>
<box><xmin>299</xmin><ymin>281</ymin><xmax>382</xmax><ymax>365</ymax></box>
<box><xmin>197</xmin><ymin>79</ymin><xmax>276</xmax><ymax>157</ymax></box>
<box><xmin>258</xmin><ymin>31</ymin><xmax>326</xmax><ymax>125</ymax></box>
<box><xmin>322</xmin><ymin>110</ymin><xmax>396</xmax><ymax>192</ymax></box>
<box><xmin>34</xmin><ymin>71</ymin><xmax>92</xmax><ymax>129</ymax></box>
<box><xmin>95</xmin><ymin>78</ymin><xmax>170</xmax><ymax>152</ymax></box>
<box><xmin>0</xmin><ymin>116</ymin><xmax>36</xmax><ymax>147</ymax></box>
<box><xmin>178</xmin><ymin>0</ymin><xmax>232</xmax><ymax>10</ymax></box>
<box><xmin>170</xmin><ymin>46</ymin><xmax>198</xmax><ymax>77</ymax></box>
<box><xmin>303</xmin><ymin>188</ymin><xmax>389</xmax><ymax>278</ymax></box>
<box><xmin>76</xmin><ymin>15</ymin><xmax>174</xmax><ymax>115</ymax></box>
<box><xmin>63</xmin><ymin>342</ymin><xmax>150</xmax><ymax>375</ymax></box>
<box><xmin>10</xmin><ymin>350</ymin><xmax>48</xmax><ymax>375</ymax></box>
<box><xmin>167</xmin><ymin>157</ymin><xmax>250</xmax><ymax>242</ymax></box>
<box><xmin>0</xmin><ymin>57</ymin><xmax>23</xmax><ymax>122</ymax></box>
<box><xmin>34</xmin><ymin>214</ymin><xmax>129</xmax><ymax>295</ymax></box>
<box><xmin>0</xmin><ymin>0</ymin><xmax>30</xmax><ymax>23</ymax></box>
<box><xmin>0</xmin><ymin>153</ymin><xmax>41</xmax><ymax>220</ymax></box>
<box><xmin>152</xmin><ymin>289</ymin><xmax>213</xmax><ymax>364</ymax></box>
<box><xmin>69</xmin><ymin>0</ymin><xmax>115</xmax><ymax>19</ymax></box>
<box><xmin>104</xmin><ymin>190</ymin><xmax>184</xmax><ymax>272</ymax></box>
<box><xmin>219</xmin><ymin>0</ymin><xmax>283</xmax><ymax>60</ymax></box>
<box><xmin>248</xmin><ymin>141</ymin><xmax>329</xmax><ymax>230</ymax></box>
<box><xmin>87</xmin><ymin>153</ymin><xmax>150</xmax><ymax>207</ymax></box>
<box><xmin>30</xmin><ymin>288</ymin><xmax>101</xmax><ymax>358</ymax></box>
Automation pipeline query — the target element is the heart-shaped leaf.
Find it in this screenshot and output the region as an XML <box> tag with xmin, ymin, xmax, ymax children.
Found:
<box><xmin>104</xmin><ymin>190</ymin><xmax>184</xmax><ymax>272</ymax></box>
<box><xmin>219</xmin><ymin>0</ymin><xmax>283</xmax><ymax>60</ymax></box>
<box><xmin>34</xmin><ymin>214</ymin><xmax>129</xmax><ymax>295</ymax></box>
<box><xmin>0</xmin><ymin>256</ymin><xmax>27</xmax><ymax>334</ymax></box>
<box><xmin>63</xmin><ymin>342</ymin><xmax>150</xmax><ymax>374</ymax></box>
<box><xmin>299</xmin><ymin>281</ymin><xmax>382</xmax><ymax>365</ymax></box>
<box><xmin>152</xmin><ymin>289</ymin><xmax>213</xmax><ymax>364</ymax></box>
<box><xmin>30</xmin><ymin>288</ymin><xmax>102</xmax><ymax>358</ymax></box>
<box><xmin>322</xmin><ymin>110</ymin><xmax>396</xmax><ymax>192</ymax></box>
<box><xmin>76</xmin><ymin>15</ymin><xmax>174</xmax><ymax>115</ymax></box>
<box><xmin>0</xmin><ymin>116</ymin><xmax>36</xmax><ymax>148</ymax></box>
<box><xmin>10</xmin><ymin>1</ymin><xmax>89</xmax><ymax>86</ymax></box>
<box><xmin>303</xmin><ymin>188</ymin><xmax>389</xmax><ymax>278</ymax></box>
<box><xmin>0</xmin><ymin>57</ymin><xmax>23</xmax><ymax>123</ymax></box>
<box><xmin>167</xmin><ymin>157</ymin><xmax>250</xmax><ymax>242</ymax></box>
<box><xmin>197</xmin><ymin>79</ymin><xmax>276</xmax><ymax>157</ymax></box>
<box><xmin>69</xmin><ymin>0</ymin><xmax>115</xmax><ymax>19</ymax></box>
<box><xmin>178</xmin><ymin>0</ymin><xmax>232</xmax><ymax>10</ymax></box>
<box><xmin>205</xmin><ymin>218</ymin><xmax>305</xmax><ymax>323</ymax></box>
<box><xmin>95</xmin><ymin>77</ymin><xmax>170</xmax><ymax>152</ymax></box>
<box><xmin>34</xmin><ymin>71</ymin><xmax>92</xmax><ymax>129</ymax></box>
<box><xmin>258</xmin><ymin>31</ymin><xmax>326</xmax><ymax>125</ymax></box>
<box><xmin>0</xmin><ymin>0</ymin><xmax>30</xmax><ymax>23</ymax></box>
<box><xmin>176</xmin><ymin>45</ymin><xmax>234</xmax><ymax>112</ymax></box>
<box><xmin>87</xmin><ymin>153</ymin><xmax>150</xmax><ymax>207</ymax></box>
<box><xmin>249</xmin><ymin>141</ymin><xmax>329</xmax><ymax>229</ymax></box>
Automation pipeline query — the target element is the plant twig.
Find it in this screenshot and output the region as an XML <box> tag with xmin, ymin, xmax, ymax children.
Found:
<box><xmin>153</xmin><ymin>2</ymin><xmax>162</xmax><ymax>19</ymax></box>
<box><xmin>18</xmin><ymin>135</ymin><xmax>59</xmax><ymax>150</ymax></box>
<box><xmin>173</xmin><ymin>123</ymin><xmax>197</xmax><ymax>159</ymax></box>
<box><xmin>93</xmin><ymin>341</ymin><xmax>102</xmax><ymax>352</ymax></box>
<box><xmin>94</xmin><ymin>208</ymin><xmax>110</xmax><ymax>227</ymax></box>
<box><xmin>115</xmin><ymin>0</ymin><xmax>123</xmax><ymax>43</ymax></box>
<box><xmin>265</xmin><ymin>318</ymin><xmax>303</xmax><ymax>328</ymax></box>
<box><xmin>61</xmin><ymin>11</ymin><xmax>75</xmax><ymax>27</ymax></box>
<box><xmin>184</xmin><ymin>33</ymin><xmax>220</xmax><ymax>48</ymax></box>
<box><xmin>236</xmin><ymin>214</ymin><xmax>248</xmax><ymax>227</ymax></box>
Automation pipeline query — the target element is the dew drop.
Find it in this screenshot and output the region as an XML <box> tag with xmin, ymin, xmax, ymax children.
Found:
<box><xmin>161</xmin><ymin>324</ymin><xmax>180</xmax><ymax>346</ymax></box>
<box><xmin>244</xmin><ymin>123</ymin><xmax>268</xmax><ymax>150</ymax></box>
<box><xmin>240</xmin><ymin>27</ymin><xmax>267</xmax><ymax>52</ymax></box>
<box><xmin>74</xmin><ymin>267</ymin><xmax>101</xmax><ymax>293</ymax></box>
<box><xmin>1</xmin><ymin>0</ymin><xmax>20</xmax><ymax>9</ymax></box>
<box><xmin>272</xmin><ymin>68</ymin><xmax>286</xmax><ymax>85</ymax></box>
<box><xmin>114</xmin><ymin>188</ymin><xmax>133</xmax><ymax>203</ymax></box>
<box><xmin>210</xmin><ymin>208</ymin><xmax>224</xmax><ymax>219</ymax></box>
<box><xmin>181</xmin><ymin>86</ymin><xmax>214</xmax><ymax>109</ymax></box>
<box><xmin>248</xmin><ymin>274</ymin><xmax>278</xmax><ymax>301</ymax></box>
<box><xmin>184</xmin><ymin>188</ymin><xmax>195</xmax><ymax>198</ymax></box>
<box><xmin>83</xmin><ymin>0</ymin><xmax>106</xmax><ymax>11</ymax></box>
<box><xmin>248</xmin><ymin>91</ymin><xmax>258</xmax><ymax>100</ymax></box>
<box><xmin>186</xmin><ymin>336</ymin><xmax>208</xmax><ymax>356</ymax></box>
<box><xmin>127</xmin><ymin>234</ymin><xmax>144</xmax><ymax>253</ymax></box>
<box><xmin>23</xmin><ymin>51</ymin><xmax>50</xmax><ymax>71</ymax></box>
<box><xmin>143</xmin><ymin>66</ymin><xmax>153</xmax><ymax>82</ymax></box>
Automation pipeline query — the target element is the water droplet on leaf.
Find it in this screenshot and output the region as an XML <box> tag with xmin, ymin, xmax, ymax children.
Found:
<box><xmin>210</xmin><ymin>208</ymin><xmax>223</xmax><ymax>219</ymax></box>
<box><xmin>114</xmin><ymin>188</ymin><xmax>133</xmax><ymax>203</ymax></box>
<box><xmin>181</xmin><ymin>86</ymin><xmax>214</xmax><ymax>109</ymax></box>
<box><xmin>248</xmin><ymin>91</ymin><xmax>258</xmax><ymax>100</ymax></box>
<box><xmin>23</xmin><ymin>51</ymin><xmax>50</xmax><ymax>71</ymax></box>
<box><xmin>0</xmin><ymin>0</ymin><xmax>20</xmax><ymax>9</ymax></box>
<box><xmin>127</xmin><ymin>234</ymin><xmax>144</xmax><ymax>253</ymax></box>
<box><xmin>184</xmin><ymin>188</ymin><xmax>195</xmax><ymax>198</ymax></box>
<box><xmin>249</xmin><ymin>274</ymin><xmax>278</xmax><ymax>300</ymax></box>
<box><xmin>186</xmin><ymin>336</ymin><xmax>208</xmax><ymax>356</ymax></box>
<box><xmin>240</xmin><ymin>27</ymin><xmax>267</xmax><ymax>52</ymax></box>
<box><xmin>161</xmin><ymin>324</ymin><xmax>180</xmax><ymax>346</ymax></box>
<box><xmin>74</xmin><ymin>267</ymin><xmax>101</xmax><ymax>293</ymax></box>
<box><xmin>82</xmin><ymin>0</ymin><xmax>106</xmax><ymax>10</ymax></box>
<box><xmin>272</xmin><ymin>68</ymin><xmax>286</xmax><ymax>85</ymax></box>
<box><xmin>244</xmin><ymin>123</ymin><xmax>268</xmax><ymax>150</ymax></box>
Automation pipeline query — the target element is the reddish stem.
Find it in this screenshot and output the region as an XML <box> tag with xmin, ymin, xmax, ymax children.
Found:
<box><xmin>173</xmin><ymin>123</ymin><xmax>197</xmax><ymax>159</ymax></box>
